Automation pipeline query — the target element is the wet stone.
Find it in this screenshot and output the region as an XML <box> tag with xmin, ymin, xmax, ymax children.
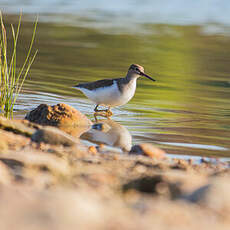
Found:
<box><xmin>31</xmin><ymin>126</ymin><xmax>79</xmax><ymax>146</ymax></box>
<box><xmin>171</xmin><ymin>159</ymin><xmax>190</xmax><ymax>171</ymax></box>
<box><xmin>25</xmin><ymin>103</ymin><xmax>92</xmax><ymax>138</ymax></box>
<box><xmin>25</xmin><ymin>103</ymin><xmax>92</xmax><ymax>127</ymax></box>
<box><xmin>130</xmin><ymin>143</ymin><xmax>166</xmax><ymax>159</ymax></box>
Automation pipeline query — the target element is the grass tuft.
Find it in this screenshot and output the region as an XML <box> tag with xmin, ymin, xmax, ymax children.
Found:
<box><xmin>0</xmin><ymin>12</ymin><xmax>38</xmax><ymax>118</ymax></box>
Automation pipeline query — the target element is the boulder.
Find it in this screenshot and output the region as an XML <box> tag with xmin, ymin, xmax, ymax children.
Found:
<box><xmin>25</xmin><ymin>103</ymin><xmax>92</xmax><ymax>137</ymax></box>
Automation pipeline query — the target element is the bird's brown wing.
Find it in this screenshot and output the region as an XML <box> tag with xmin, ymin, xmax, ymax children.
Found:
<box><xmin>75</xmin><ymin>78</ymin><xmax>121</xmax><ymax>90</ymax></box>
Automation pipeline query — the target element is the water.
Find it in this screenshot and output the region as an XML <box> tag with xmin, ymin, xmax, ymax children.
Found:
<box><xmin>1</xmin><ymin>1</ymin><xmax>230</xmax><ymax>158</ymax></box>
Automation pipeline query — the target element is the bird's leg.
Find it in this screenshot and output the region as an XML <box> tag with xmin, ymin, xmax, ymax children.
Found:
<box><xmin>94</xmin><ymin>105</ymin><xmax>99</xmax><ymax>112</ymax></box>
<box><xmin>105</xmin><ymin>107</ymin><xmax>113</xmax><ymax>116</ymax></box>
<box><xmin>94</xmin><ymin>105</ymin><xmax>109</xmax><ymax>112</ymax></box>
<box><xmin>93</xmin><ymin>113</ymin><xmax>99</xmax><ymax>122</ymax></box>
<box><xmin>94</xmin><ymin>105</ymin><xmax>113</xmax><ymax>117</ymax></box>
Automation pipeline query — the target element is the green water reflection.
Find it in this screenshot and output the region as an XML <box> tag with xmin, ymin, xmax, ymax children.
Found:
<box><xmin>4</xmin><ymin>15</ymin><xmax>230</xmax><ymax>158</ymax></box>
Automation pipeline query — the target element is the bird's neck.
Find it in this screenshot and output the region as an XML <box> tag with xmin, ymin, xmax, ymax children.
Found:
<box><xmin>123</xmin><ymin>74</ymin><xmax>138</xmax><ymax>90</ymax></box>
<box><xmin>117</xmin><ymin>74</ymin><xmax>137</xmax><ymax>93</ymax></box>
<box><xmin>124</xmin><ymin>73</ymin><xmax>139</xmax><ymax>83</ymax></box>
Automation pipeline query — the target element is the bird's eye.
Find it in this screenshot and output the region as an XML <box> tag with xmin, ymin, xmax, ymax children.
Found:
<box><xmin>135</xmin><ymin>68</ymin><xmax>140</xmax><ymax>72</ymax></box>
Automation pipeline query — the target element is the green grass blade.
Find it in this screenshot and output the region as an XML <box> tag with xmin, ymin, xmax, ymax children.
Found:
<box><xmin>0</xmin><ymin>12</ymin><xmax>38</xmax><ymax>118</ymax></box>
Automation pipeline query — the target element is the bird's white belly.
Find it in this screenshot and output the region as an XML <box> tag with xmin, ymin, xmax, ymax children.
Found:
<box><xmin>79</xmin><ymin>80</ymin><xmax>136</xmax><ymax>107</ymax></box>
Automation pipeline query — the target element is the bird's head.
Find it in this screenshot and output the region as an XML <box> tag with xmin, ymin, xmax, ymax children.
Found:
<box><xmin>127</xmin><ymin>64</ymin><xmax>155</xmax><ymax>82</ymax></box>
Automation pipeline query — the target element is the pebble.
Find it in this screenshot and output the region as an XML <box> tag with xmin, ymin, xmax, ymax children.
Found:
<box><xmin>129</xmin><ymin>143</ymin><xmax>165</xmax><ymax>159</ymax></box>
<box><xmin>88</xmin><ymin>146</ymin><xmax>97</xmax><ymax>155</ymax></box>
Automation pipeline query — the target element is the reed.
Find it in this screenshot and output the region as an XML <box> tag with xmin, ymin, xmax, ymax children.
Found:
<box><xmin>0</xmin><ymin>12</ymin><xmax>38</xmax><ymax>118</ymax></box>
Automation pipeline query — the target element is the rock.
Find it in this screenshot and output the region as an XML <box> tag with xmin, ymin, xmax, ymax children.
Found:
<box><xmin>0</xmin><ymin>130</ymin><xmax>30</xmax><ymax>152</ymax></box>
<box><xmin>183</xmin><ymin>178</ymin><xmax>230</xmax><ymax>214</ymax></box>
<box><xmin>123</xmin><ymin>175</ymin><xmax>182</xmax><ymax>199</ymax></box>
<box><xmin>181</xmin><ymin>184</ymin><xmax>211</xmax><ymax>203</ymax></box>
<box><xmin>129</xmin><ymin>143</ymin><xmax>166</xmax><ymax>159</ymax></box>
<box><xmin>31</xmin><ymin>126</ymin><xmax>79</xmax><ymax>146</ymax></box>
<box><xmin>171</xmin><ymin>159</ymin><xmax>190</xmax><ymax>170</ymax></box>
<box><xmin>25</xmin><ymin>103</ymin><xmax>91</xmax><ymax>126</ymax></box>
<box><xmin>25</xmin><ymin>103</ymin><xmax>92</xmax><ymax>137</ymax></box>
<box><xmin>0</xmin><ymin>158</ymin><xmax>24</xmax><ymax>179</ymax></box>
<box><xmin>0</xmin><ymin>116</ymin><xmax>35</xmax><ymax>137</ymax></box>
<box><xmin>19</xmin><ymin>119</ymin><xmax>42</xmax><ymax>130</ymax></box>
<box><xmin>88</xmin><ymin>146</ymin><xmax>97</xmax><ymax>155</ymax></box>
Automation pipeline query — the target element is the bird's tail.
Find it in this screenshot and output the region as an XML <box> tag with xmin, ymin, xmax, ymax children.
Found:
<box><xmin>72</xmin><ymin>84</ymin><xmax>81</xmax><ymax>89</ymax></box>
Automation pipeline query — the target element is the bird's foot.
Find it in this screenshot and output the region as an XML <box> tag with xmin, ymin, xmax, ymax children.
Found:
<box><xmin>106</xmin><ymin>109</ymin><xmax>113</xmax><ymax>116</ymax></box>
<box><xmin>94</xmin><ymin>105</ymin><xmax>112</xmax><ymax>117</ymax></box>
<box><xmin>94</xmin><ymin>109</ymin><xmax>112</xmax><ymax>118</ymax></box>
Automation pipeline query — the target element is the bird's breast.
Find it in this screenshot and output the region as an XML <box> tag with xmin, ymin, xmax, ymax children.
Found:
<box><xmin>120</xmin><ymin>80</ymin><xmax>136</xmax><ymax>101</ymax></box>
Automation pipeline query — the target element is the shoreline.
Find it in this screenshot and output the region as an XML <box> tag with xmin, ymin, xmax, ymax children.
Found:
<box><xmin>0</xmin><ymin>103</ymin><xmax>230</xmax><ymax>229</ymax></box>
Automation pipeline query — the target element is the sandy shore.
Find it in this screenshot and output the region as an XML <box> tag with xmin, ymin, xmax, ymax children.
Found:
<box><xmin>0</xmin><ymin>104</ymin><xmax>229</xmax><ymax>230</ymax></box>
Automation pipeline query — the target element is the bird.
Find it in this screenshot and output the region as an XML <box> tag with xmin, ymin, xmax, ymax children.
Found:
<box><xmin>73</xmin><ymin>64</ymin><xmax>155</xmax><ymax>116</ymax></box>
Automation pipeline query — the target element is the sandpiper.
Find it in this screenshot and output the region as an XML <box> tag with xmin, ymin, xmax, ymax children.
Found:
<box><xmin>73</xmin><ymin>64</ymin><xmax>155</xmax><ymax>115</ymax></box>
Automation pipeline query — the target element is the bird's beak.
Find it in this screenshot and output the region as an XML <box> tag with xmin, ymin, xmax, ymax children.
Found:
<box><xmin>140</xmin><ymin>72</ymin><xmax>156</xmax><ymax>82</ymax></box>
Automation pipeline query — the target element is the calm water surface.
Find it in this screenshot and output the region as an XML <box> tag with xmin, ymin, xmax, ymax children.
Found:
<box><xmin>2</xmin><ymin>6</ymin><xmax>230</xmax><ymax>158</ymax></box>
